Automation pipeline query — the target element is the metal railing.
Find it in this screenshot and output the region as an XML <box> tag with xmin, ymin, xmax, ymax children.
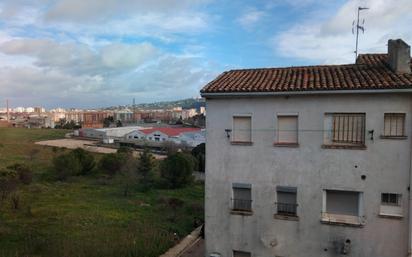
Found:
<box><xmin>332</xmin><ymin>113</ymin><xmax>365</xmax><ymax>145</ymax></box>
<box><xmin>231</xmin><ymin>198</ymin><xmax>252</xmax><ymax>212</ymax></box>
<box><xmin>276</xmin><ymin>202</ymin><xmax>298</xmax><ymax>216</ymax></box>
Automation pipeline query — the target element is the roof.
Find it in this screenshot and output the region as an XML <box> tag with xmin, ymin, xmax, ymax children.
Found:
<box><xmin>201</xmin><ymin>54</ymin><xmax>412</xmax><ymax>94</ymax></box>
<box><xmin>140</xmin><ymin>127</ymin><xmax>201</xmax><ymax>137</ymax></box>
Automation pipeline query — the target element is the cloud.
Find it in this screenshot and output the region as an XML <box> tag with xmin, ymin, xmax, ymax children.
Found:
<box><xmin>275</xmin><ymin>0</ymin><xmax>412</xmax><ymax>64</ymax></box>
<box><xmin>237</xmin><ymin>8</ymin><xmax>265</xmax><ymax>29</ymax></box>
<box><xmin>0</xmin><ymin>36</ymin><xmax>215</xmax><ymax>108</ymax></box>
<box><xmin>0</xmin><ymin>39</ymin><xmax>158</xmax><ymax>75</ymax></box>
<box><xmin>44</xmin><ymin>0</ymin><xmax>210</xmax><ymax>22</ymax></box>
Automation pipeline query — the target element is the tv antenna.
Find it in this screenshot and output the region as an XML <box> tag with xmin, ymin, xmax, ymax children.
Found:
<box><xmin>352</xmin><ymin>6</ymin><xmax>368</xmax><ymax>61</ymax></box>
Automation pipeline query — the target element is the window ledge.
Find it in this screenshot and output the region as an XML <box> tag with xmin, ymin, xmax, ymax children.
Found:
<box><xmin>231</xmin><ymin>210</ymin><xmax>253</xmax><ymax>216</ymax></box>
<box><xmin>321</xmin><ymin>144</ymin><xmax>366</xmax><ymax>150</ymax></box>
<box><xmin>273</xmin><ymin>142</ymin><xmax>299</xmax><ymax>148</ymax></box>
<box><xmin>378</xmin><ymin>213</ymin><xmax>403</xmax><ymax>219</ymax></box>
<box><xmin>380</xmin><ymin>135</ymin><xmax>408</xmax><ymax>140</ymax></box>
<box><xmin>274</xmin><ymin>214</ymin><xmax>299</xmax><ymax>221</ymax></box>
<box><xmin>230</xmin><ymin>141</ymin><xmax>253</xmax><ymax>146</ymax></box>
<box><xmin>321</xmin><ymin>213</ymin><xmax>364</xmax><ymax>227</ymax></box>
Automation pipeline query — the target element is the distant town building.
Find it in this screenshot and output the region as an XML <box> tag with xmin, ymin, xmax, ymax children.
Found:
<box><xmin>82</xmin><ymin>112</ymin><xmax>110</xmax><ymax>128</ymax></box>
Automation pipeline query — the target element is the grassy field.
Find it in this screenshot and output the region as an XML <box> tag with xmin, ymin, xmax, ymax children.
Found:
<box><xmin>0</xmin><ymin>128</ymin><xmax>204</xmax><ymax>257</ymax></box>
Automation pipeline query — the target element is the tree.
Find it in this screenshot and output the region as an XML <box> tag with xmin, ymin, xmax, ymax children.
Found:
<box><xmin>116</xmin><ymin>120</ymin><xmax>123</xmax><ymax>127</ymax></box>
<box><xmin>191</xmin><ymin>143</ymin><xmax>205</xmax><ymax>172</ymax></box>
<box><xmin>103</xmin><ymin>116</ymin><xmax>114</xmax><ymax>128</ymax></box>
<box><xmin>99</xmin><ymin>153</ymin><xmax>124</xmax><ymax>177</ymax></box>
<box><xmin>160</xmin><ymin>153</ymin><xmax>194</xmax><ymax>188</ymax></box>
<box><xmin>0</xmin><ymin>169</ymin><xmax>18</xmax><ymax>202</ymax></box>
<box><xmin>53</xmin><ymin>153</ymin><xmax>82</xmax><ymax>180</ymax></box>
<box><xmin>7</xmin><ymin>163</ymin><xmax>33</xmax><ymax>185</ymax></box>
<box><xmin>72</xmin><ymin>148</ymin><xmax>95</xmax><ymax>175</ymax></box>
<box><xmin>137</xmin><ymin>148</ymin><xmax>154</xmax><ymax>190</ymax></box>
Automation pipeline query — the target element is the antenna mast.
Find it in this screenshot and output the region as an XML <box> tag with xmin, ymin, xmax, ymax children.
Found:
<box><xmin>353</xmin><ymin>6</ymin><xmax>369</xmax><ymax>62</ymax></box>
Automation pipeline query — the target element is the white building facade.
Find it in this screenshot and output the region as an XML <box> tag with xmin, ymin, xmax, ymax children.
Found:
<box><xmin>202</xmin><ymin>39</ymin><xmax>412</xmax><ymax>257</ymax></box>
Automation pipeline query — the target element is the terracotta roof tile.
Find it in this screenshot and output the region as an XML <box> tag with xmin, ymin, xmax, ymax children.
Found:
<box><xmin>201</xmin><ymin>54</ymin><xmax>412</xmax><ymax>94</ymax></box>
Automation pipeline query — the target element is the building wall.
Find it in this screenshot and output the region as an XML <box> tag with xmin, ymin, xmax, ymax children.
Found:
<box><xmin>205</xmin><ymin>93</ymin><xmax>412</xmax><ymax>257</ymax></box>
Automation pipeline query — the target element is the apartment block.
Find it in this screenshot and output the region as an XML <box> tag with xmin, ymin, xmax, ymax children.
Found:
<box><xmin>201</xmin><ymin>39</ymin><xmax>412</xmax><ymax>257</ymax></box>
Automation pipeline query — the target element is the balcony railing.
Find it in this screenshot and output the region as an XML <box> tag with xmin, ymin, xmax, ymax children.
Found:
<box><xmin>231</xmin><ymin>198</ymin><xmax>252</xmax><ymax>212</ymax></box>
<box><xmin>276</xmin><ymin>202</ymin><xmax>298</xmax><ymax>216</ymax></box>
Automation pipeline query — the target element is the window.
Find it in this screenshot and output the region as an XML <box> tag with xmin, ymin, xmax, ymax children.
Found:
<box><xmin>276</xmin><ymin>186</ymin><xmax>297</xmax><ymax>216</ymax></box>
<box><xmin>380</xmin><ymin>193</ymin><xmax>403</xmax><ymax>218</ymax></box>
<box><xmin>381</xmin><ymin>193</ymin><xmax>401</xmax><ymax>206</ymax></box>
<box><xmin>276</xmin><ymin>115</ymin><xmax>298</xmax><ymax>145</ymax></box>
<box><xmin>383</xmin><ymin>113</ymin><xmax>406</xmax><ymax>137</ymax></box>
<box><xmin>233</xmin><ymin>250</ymin><xmax>251</xmax><ymax>257</ymax></box>
<box><xmin>232</xmin><ymin>183</ymin><xmax>252</xmax><ymax>213</ymax></box>
<box><xmin>324</xmin><ymin>113</ymin><xmax>366</xmax><ymax>148</ymax></box>
<box><xmin>321</xmin><ymin>190</ymin><xmax>363</xmax><ymax>226</ymax></box>
<box><xmin>232</xmin><ymin>116</ymin><xmax>252</xmax><ymax>143</ymax></box>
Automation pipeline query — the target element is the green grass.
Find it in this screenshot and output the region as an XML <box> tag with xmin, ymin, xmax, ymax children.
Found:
<box><xmin>0</xmin><ymin>128</ymin><xmax>204</xmax><ymax>257</ymax></box>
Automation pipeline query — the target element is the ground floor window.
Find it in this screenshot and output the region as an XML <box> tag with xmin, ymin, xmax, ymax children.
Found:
<box><xmin>231</xmin><ymin>183</ymin><xmax>252</xmax><ymax>213</ymax></box>
<box><xmin>276</xmin><ymin>186</ymin><xmax>297</xmax><ymax>216</ymax></box>
<box><xmin>321</xmin><ymin>189</ymin><xmax>364</xmax><ymax>226</ymax></box>
<box><xmin>380</xmin><ymin>193</ymin><xmax>403</xmax><ymax>218</ymax></box>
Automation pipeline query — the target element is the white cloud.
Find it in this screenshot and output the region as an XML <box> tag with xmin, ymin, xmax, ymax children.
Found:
<box><xmin>275</xmin><ymin>0</ymin><xmax>412</xmax><ymax>64</ymax></box>
<box><xmin>237</xmin><ymin>8</ymin><xmax>265</xmax><ymax>29</ymax></box>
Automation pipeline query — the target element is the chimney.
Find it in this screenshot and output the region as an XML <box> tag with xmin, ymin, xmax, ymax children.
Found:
<box><xmin>387</xmin><ymin>39</ymin><xmax>411</xmax><ymax>74</ymax></box>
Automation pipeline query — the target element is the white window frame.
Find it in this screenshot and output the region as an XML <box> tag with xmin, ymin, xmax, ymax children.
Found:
<box><xmin>382</xmin><ymin>113</ymin><xmax>407</xmax><ymax>138</ymax></box>
<box><xmin>231</xmin><ymin>114</ymin><xmax>253</xmax><ymax>144</ymax></box>
<box><xmin>380</xmin><ymin>192</ymin><xmax>403</xmax><ymax>218</ymax></box>
<box><xmin>275</xmin><ymin>113</ymin><xmax>299</xmax><ymax>145</ymax></box>
<box><xmin>321</xmin><ymin>189</ymin><xmax>364</xmax><ymax>226</ymax></box>
<box><xmin>231</xmin><ymin>183</ymin><xmax>252</xmax><ymax>213</ymax></box>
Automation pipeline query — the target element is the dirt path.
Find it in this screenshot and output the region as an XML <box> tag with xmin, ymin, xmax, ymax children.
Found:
<box><xmin>35</xmin><ymin>138</ymin><xmax>166</xmax><ymax>159</ymax></box>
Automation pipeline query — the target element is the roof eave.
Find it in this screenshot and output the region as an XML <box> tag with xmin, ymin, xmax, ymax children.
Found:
<box><xmin>200</xmin><ymin>88</ymin><xmax>412</xmax><ymax>98</ymax></box>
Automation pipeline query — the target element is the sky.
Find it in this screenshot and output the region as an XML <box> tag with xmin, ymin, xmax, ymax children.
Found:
<box><xmin>0</xmin><ymin>0</ymin><xmax>411</xmax><ymax>109</ymax></box>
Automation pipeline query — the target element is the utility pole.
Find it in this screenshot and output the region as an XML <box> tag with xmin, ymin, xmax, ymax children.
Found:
<box><xmin>6</xmin><ymin>99</ymin><xmax>10</xmax><ymax>121</ymax></box>
<box><xmin>353</xmin><ymin>6</ymin><xmax>368</xmax><ymax>61</ymax></box>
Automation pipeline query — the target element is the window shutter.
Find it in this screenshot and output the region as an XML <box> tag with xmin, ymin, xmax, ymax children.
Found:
<box><xmin>326</xmin><ymin>190</ymin><xmax>359</xmax><ymax>216</ymax></box>
<box><xmin>278</xmin><ymin>116</ymin><xmax>298</xmax><ymax>143</ymax></box>
<box><xmin>233</xmin><ymin>116</ymin><xmax>252</xmax><ymax>142</ymax></box>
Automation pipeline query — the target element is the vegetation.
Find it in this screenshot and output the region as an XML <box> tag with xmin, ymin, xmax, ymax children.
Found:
<box><xmin>191</xmin><ymin>143</ymin><xmax>205</xmax><ymax>172</ymax></box>
<box><xmin>0</xmin><ymin>128</ymin><xmax>204</xmax><ymax>257</ymax></box>
<box><xmin>160</xmin><ymin>153</ymin><xmax>195</xmax><ymax>189</ymax></box>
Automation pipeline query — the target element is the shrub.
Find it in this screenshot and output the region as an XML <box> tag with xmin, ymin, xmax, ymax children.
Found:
<box><xmin>7</xmin><ymin>163</ymin><xmax>33</xmax><ymax>185</ymax></box>
<box><xmin>0</xmin><ymin>169</ymin><xmax>18</xmax><ymax>202</ymax></box>
<box><xmin>99</xmin><ymin>153</ymin><xmax>124</xmax><ymax>177</ymax></box>
<box><xmin>160</xmin><ymin>153</ymin><xmax>194</xmax><ymax>189</ymax></box>
<box><xmin>72</xmin><ymin>148</ymin><xmax>95</xmax><ymax>175</ymax></box>
<box><xmin>52</xmin><ymin>153</ymin><xmax>82</xmax><ymax>180</ymax></box>
<box><xmin>136</xmin><ymin>148</ymin><xmax>155</xmax><ymax>191</ymax></box>
<box><xmin>10</xmin><ymin>192</ymin><xmax>20</xmax><ymax>210</ymax></box>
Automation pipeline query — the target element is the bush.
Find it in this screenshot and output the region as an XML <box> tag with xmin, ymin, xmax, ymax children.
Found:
<box><xmin>191</xmin><ymin>143</ymin><xmax>205</xmax><ymax>172</ymax></box>
<box><xmin>71</xmin><ymin>148</ymin><xmax>95</xmax><ymax>175</ymax></box>
<box><xmin>7</xmin><ymin>163</ymin><xmax>33</xmax><ymax>185</ymax></box>
<box><xmin>0</xmin><ymin>169</ymin><xmax>18</xmax><ymax>202</ymax></box>
<box><xmin>52</xmin><ymin>153</ymin><xmax>82</xmax><ymax>180</ymax></box>
<box><xmin>160</xmin><ymin>153</ymin><xmax>194</xmax><ymax>189</ymax></box>
<box><xmin>136</xmin><ymin>148</ymin><xmax>155</xmax><ymax>191</ymax></box>
<box><xmin>99</xmin><ymin>153</ymin><xmax>124</xmax><ymax>177</ymax></box>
